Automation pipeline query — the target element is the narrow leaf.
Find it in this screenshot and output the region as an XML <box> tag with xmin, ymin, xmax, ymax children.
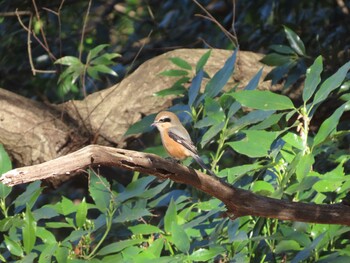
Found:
<box><xmin>164</xmin><ymin>198</ymin><xmax>177</xmax><ymax>233</ymax></box>
<box><xmin>245</xmin><ymin>68</ymin><xmax>263</xmax><ymax>91</ymax></box>
<box><xmin>303</xmin><ymin>56</ymin><xmax>323</xmax><ymax>102</ymax></box>
<box><xmin>88</xmin><ymin>44</ymin><xmax>109</xmax><ymax>61</ymax></box>
<box><xmin>196</xmin><ymin>50</ymin><xmax>212</xmax><ymax>72</ymax></box>
<box><xmin>283</xmin><ymin>26</ymin><xmax>306</xmax><ymax>56</ymax></box>
<box><xmin>76</xmin><ymin>198</ymin><xmax>88</xmax><ymax>228</ymax></box>
<box><xmin>313</xmin><ymin>60</ymin><xmax>350</xmax><ymax>105</ymax></box>
<box><xmin>312</xmin><ymin>104</ymin><xmax>346</xmax><ymax>147</ymax></box>
<box><xmin>296</xmin><ymin>153</ymin><xmax>315</xmax><ymax>182</ymax></box>
<box><xmin>232</xmin><ymin>90</ymin><xmax>294</xmax><ymax>110</ymax></box>
<box><xmin>23</xmin><ymin>205</ymin><xmax>37</xmax><ymax>254</ymax></box>
<box><xmin>89</xmin><ymin>170</ymin><xmax>111</xmax><ymax>213</ymax></box>
<box><xmin>169</xmin><ymin>57</ymin><xmax>192</xmax><ymax>70</ymax></box>
<box><xmin>0</xmin><ymin>144</ymin><xmax>12</xmax><ymax>175</ymax></box>
<box><xmin>260</xmin><ymin>53</ymin><xmax>292</xmax><ymax>66</ymax></box>
<box><xmin>188</xmin><ymin>70</ymin><xmax>203</xmax><ymax>107</ymax></box>
<box><xmin>171</xmin><ymin>221</ymin><xmax>190</xmax><ymax>253</ymax></box>
<box><xmin>200</xmin><ymin>122</ymin><xmax>225</xmax><ymax>148</ymax></box>
<box><xmin>159</xmin><ymin>69</ymin><xmax>189</xmax><ymax>77</ymax></box>
<box><xmin>204</xmin><ymin>48</ymin><xmax>237</xmax><ymax>98</ymax></box>
<box><xmin>4</xmin><ymin>235</ymin><xmax>23</xmax><ymax>257</ymax></box>
<box><xmin>55</xmin><ymin>56</ymin><xmax>82</xmax><ymax>66</ymax></box>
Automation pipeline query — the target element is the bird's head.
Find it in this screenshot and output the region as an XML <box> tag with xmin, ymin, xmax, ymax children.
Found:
<box><xmin>151</xmin><ymin>111</ymin><xmax>179</xmax><ymax>130</ymax></box>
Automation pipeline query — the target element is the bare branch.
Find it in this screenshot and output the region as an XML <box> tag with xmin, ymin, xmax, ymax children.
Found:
<box><xmin>1</xmin><ymin>145</ymin><xmax>350</xmax><ymax>226</ymax></box>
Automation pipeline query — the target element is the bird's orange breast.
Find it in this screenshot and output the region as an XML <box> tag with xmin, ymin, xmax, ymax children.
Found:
<box><xmin>161</xmin><ymin>129</ymin><xmax>190</xmax><ymax>160</ymax></box>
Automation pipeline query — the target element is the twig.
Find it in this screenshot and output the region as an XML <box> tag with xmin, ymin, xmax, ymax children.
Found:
<box><xmin>192</xmin><ymin>0</ymin><xmax>238</xmax><ymax>47</ymax></box>
<box><xmin>15</xmin><ymin>9</ymin><xmax>57</xmax><ymax>75</ymax></box>
<box><xmin>32</xmin><ymin>0</ymin><xmax>52</xmax><ymax>62</ymax></box>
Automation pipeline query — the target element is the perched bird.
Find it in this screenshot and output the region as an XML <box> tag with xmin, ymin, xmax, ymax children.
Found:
<box><xmin>152</xmin><ymin>111</ymin><xmax>216</xmax><ymax>176</ymax></box>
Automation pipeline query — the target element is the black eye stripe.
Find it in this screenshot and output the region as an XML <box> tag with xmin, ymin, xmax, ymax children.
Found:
<box><xmin>160</xmin><ymin>117</ymin><xmax>171</xmax><ymax>123</ymax></box>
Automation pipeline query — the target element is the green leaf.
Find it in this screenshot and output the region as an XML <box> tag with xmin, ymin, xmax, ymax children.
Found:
<box><xmin>52</xmin><ymin>196</ymin><xmax>77</xmax><ymax>216</ymax></box>
<box><xmin>250</xmin><ymin>181</ymin><xmax>275</xmax><ymax>196</ymax></box>
<box><xmin>154</xmin><ymin>85</ymin><xmax>187</xmax><ymax>97</ymax></box>
<box><xmin>54</xmin><ymin>246</ymin><xmax>69</xmax><ymax>263</ymax></box>
<box><xmin>260</xmin><ymin>53</ymin><xmax>292</xmax><ymax>66</ymax></box>
<box><xmin>295</xmin><ymin>153</ymin><xmax>314</xmax><ymax>181</ymax></box>
<box><xmin>143</xmin><ymin>238</ymin><xmax>164</xmax><ymax>258</ymax></box>
<box><xmin>124</xmin><ymin>114</ymin><xmax>155</xmax><ymax>136</ymax></box>
<box><xmin>250</xmin><ymin>112</ymin><xmax>285</xmax><ymax>130</ymax></box>
<box><xmin>57</xmin><ymin>77</ymin><xmax>79</xmax><ymax>98</ymax></box>
<box><xmin>32</xmin><ymin>206</ymin><xmax>59</xmax><ymax>221</ymax></box>
<box><xmin>23</xmin><ymin>205</ymin><xmax>37</xmax><ymax>254</ymax></box>
<box><xmin>189</xmin><ymin>247</ymin><xmax>226</xmax><ymax>261</ymax></box>
<box><xmin>188</xmin><ymin>70</ymin><xmax>203</xmax><ymax>107</ymax></box>
<box><xmin>88</xmin><ymin>44</ymin><xmax>109</xmax><ymax>61</ymax></box>
<box><xmin>169</xmin><ymin>57</ymin><xmax>192</xmax><ymax>70</ymax></box>
<box><xmin>171</xmin><ymin>221</ymin><xmax>190</xmax><ymax>253</ymax></box>
<box><xmin>97</xmin><ymin>238</ymin><xmax>145</xmax><ymax>256</ymax></box>
<box><xmin>313</xmin><ymin>179</ymin><xmax>343</xmax><ymax>193</ymax></box>
<box><xmin>282</xmin><ymin>132</ymin><xmax>304</xmax><ymax>150</ymax></box>
<box><xmin>230</xmin><ymin>110</ymin><xmax>275</xmax><ymax>133</ymax></box>
<box><xmin>38</xmin><ymin>243</ymin><xmax>58</xmax><ymax>263</ymax></box>
<box><xmin>63</xmin><ymin>229</ymin><xmax>89</xmax><ymax>243</ymax></box>
<box><xmin>19</xmin><ymin>253</ymin><xmax>38</xmax><ymax>263</ymax></box>
<box><xmin>89</xmin><ymin>170</ymin><xmax>111</xmax><ymax>213</ymax></box>
<box><xmin>204</xmin><ymin>48</ymin><xmax>237</xmax><ymax>98</ymax></box>
<box><xmin>232</xmin><ymin>90</ymin><xmax>295</xmax><ymax>110</ymax></box>
<box><xmin>14</xmin><ymin>181</ymin><xmax>42</xmax><ymax>211</ymax></box>
<box><xmin>36</xmin><ymin>227</ymin><xmax>56</xmax><ymax>244</ymax></box>
<box><xmin>313</xmin><ymin>60</ymin><xmax>350</xmax><ymax>105</ymax></box>
<box><xmin>195</xmin><ymin>112</ymin><xmax>225</xmax><ymax>128</ymax></box>
<box><xmin>303</xmin><ymin>56</ymin><xmax>323</xmax><ymax>102</ymax></box>
<box><xmin>200</xmin><ymin>122</ymin><xmax>225</xmax><ymax>148</ymax></box>
<box><xmin>218</xmin><ymin>162</ymin><xmax>263</xmax><ymax>181</ymax></box>
<box><xmin>159</xmin><ymin>69</ymin><xmax>189</xmax><ymax>77</ymax></box>
<box><xmin>115</xmin><ymin>176</ymin><xmax>155</xmax><ymax>203</ymax></box>
<box><xmin>4</xmin><ymin>235</ymin><xmax>24</xmax><ymax>257</ymax></box>
<box><xmin>87</xmin><ymin>64</ymin><xmax>118</xmax><ymax>79</ymax></box>
<box><xmin>275</xmin><ymin>240</ymin><xmax>301</xmax><ymax>253</ymax></box>
<box><xmin>55</xmin><ymin>56</ymin><xmax>82</xmax><ymax>66</ymax></box>
<box><xmin>269</xmin><ymin>44</ymin><xmax>296</xmax><ymax>55</ymax></box>
<box><xmin>128</xmin><ymin>224</ymin><xmax>162</xmax><ymax>235</ymax></box>
<box><xmin>227</xmin><ymin>130</ymin><xmax>279</xmax><ymax>158</ymax></box>
<box><xmin>312</xmin><ymin>104</ymin><xmax>346</xmax><ymax>147</ymax></box>
<box><xmin>245</xmin><ymin>68</ymin><xmax>263</xmax><ymax>91</ymax></box>
<box><xmin>76</xmin><ymin>198</ymin><xmax>88</xmax><ymax>228</ymax></box>
<box><xmin>196</xmin><ymin>50</ymin><xmax>211</xmax><ymax>72</ymax></box>
<box><xmin>90</xmin><ymin>53</ymin><xmax>121</xmax><ymax>66</ymax></box>
<box><xmin>0</xmin><ymin>215</ymin><xmax>23</xmax><ymax>232</ymax></box>
<box><xmin>0</xmin><ymin>144</ymin><xmax>12</xmax><ymax>175</ymax></box>
<box><xmin>113</xmin><ymin>207</ymin><xmax>152</xmax><ymax>223</ymax></box>
<box><xmin>291</xmin><ymin>233</ymin><xmax>325</xmax><ymax>263</ymax></box>
<box><xmin>164</xmin><ymin>198</ymin><xmax>177</xmax><ymax>233</ymax></box>
<box><xmin>283</xmin><ymin>26</ymin><xmax>306</xmax><ymax>56</ymax></box>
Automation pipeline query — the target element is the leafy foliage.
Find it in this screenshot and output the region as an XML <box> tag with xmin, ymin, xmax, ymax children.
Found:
<box><xmin>1</xmin><ymin>1</ymin><xmax>350</xmax><ymax>262</ymax></box>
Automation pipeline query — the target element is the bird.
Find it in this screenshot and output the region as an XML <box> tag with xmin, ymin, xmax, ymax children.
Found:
<box><xmin>152</xmin><ymin>111</ymin><xmax>216</xmax><ymax>176</ymax></box>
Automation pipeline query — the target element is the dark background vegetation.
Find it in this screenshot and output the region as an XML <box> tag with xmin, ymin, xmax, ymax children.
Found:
<box><xmin>1</xmin><ymin>0</ymin><xmax>349</xmax><ymax>101</ymax></box>
<box><xmin>1</xmin><ymin>0</ymin><xmax>350</xmax><ymax>262</ymax></box>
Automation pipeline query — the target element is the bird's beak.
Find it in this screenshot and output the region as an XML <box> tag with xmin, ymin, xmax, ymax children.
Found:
<box><xmin>151</xmin><ymin>121</ymin><xmax>157</xmax><ymax>127</ymax></box>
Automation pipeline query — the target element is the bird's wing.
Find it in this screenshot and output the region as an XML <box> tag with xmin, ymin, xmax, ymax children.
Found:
<box><xmin>167</xmin><ymin>128</ymin><xmax>198</xmax><ymax>155</ymax></box>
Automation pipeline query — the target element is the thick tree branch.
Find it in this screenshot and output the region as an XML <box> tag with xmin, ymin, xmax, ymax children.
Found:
<box><xmin>1</xmin><ymin>145</ymin><xmax>350</xmax><ymax>226</ymax></box>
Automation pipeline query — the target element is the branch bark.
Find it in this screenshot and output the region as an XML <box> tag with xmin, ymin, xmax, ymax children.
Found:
<box><xmin>2</xmin><ymin>145</ymin><xmax>350</xmax><ymax>226</ymax></box>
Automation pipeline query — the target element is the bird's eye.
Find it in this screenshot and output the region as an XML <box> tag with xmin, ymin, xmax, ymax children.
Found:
<box><xmin>160</xmin><ymin>117</ymin><xmax>171</xmax><ymax>123</ymax></box>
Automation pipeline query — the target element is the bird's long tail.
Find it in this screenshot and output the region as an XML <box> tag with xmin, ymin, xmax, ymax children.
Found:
<box><xmin>193</xmin><ymin>155</ymin><xmax>216</xmax><ymax>177</ymax></box>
